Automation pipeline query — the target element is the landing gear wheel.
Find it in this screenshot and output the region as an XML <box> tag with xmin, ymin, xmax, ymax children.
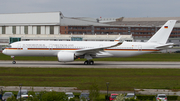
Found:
<box><xmin>11</xmin><ymin>56</ymin><xmax>16</xmax><ymax>64</ymax></box>
<box><xmin>89</xmin><ymin>60</ymin><xmax>94</xmax><ymax>65</ymax></box>
<box><xmin>84</xmin><ymin>60</ymin><xmax>88</xmax><ymax>65</ymax></box>
<box><xmin>12</xmin><ymin>61</ymin><xmax>16</xmax><ymax>64</ymax></box>
<box><xmin>84</xmin><ymin>60</ymin><xmax>94</xmax><ymax>65</ymax></box>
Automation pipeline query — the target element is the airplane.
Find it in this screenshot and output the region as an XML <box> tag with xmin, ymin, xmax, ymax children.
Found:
<box><xmin>2</xmin><ymin>20</ymin><xmax>177</xmax><ymax>65</ymax></box>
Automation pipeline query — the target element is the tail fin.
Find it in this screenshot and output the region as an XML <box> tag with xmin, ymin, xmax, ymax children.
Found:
<box><xmin>147</xmin><ymin>20</ymin><xmax>177</xmax><ymax>44</ymax></box>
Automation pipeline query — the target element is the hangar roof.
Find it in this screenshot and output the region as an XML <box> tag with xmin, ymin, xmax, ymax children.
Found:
<box><xmin>104</xmin><ymin>17</ymin><xmax>180</xmax><ymax>26</ymax></box>
<box><xmin>61</xmin><ymin>16</ymin><xmax>180</xmax><ymax>27</ymax></box>
<box><xmin>0</xmin><ymin>12</ymin><xmax>61</xmax><ymax>25</ymax></box>
<box><xmin>0</xmin><ymin>11</ymin><xmax>180</xmax><ymax>27</ymax></box>
<box><xmin>123</xmin><ymin>17</ymin><xmax>180</xmax><ymax>21</ymax></box>
<box><xmin>60</xmin><ymin>17</ymin><xmax>110</xmax><ymax>26</ymax></box>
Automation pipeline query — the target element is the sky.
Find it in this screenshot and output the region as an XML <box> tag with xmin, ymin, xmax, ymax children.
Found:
<box><xmin>0</xmin><ymin>0</ymin><xmax>179</xmax><ymax>18</ymax></box>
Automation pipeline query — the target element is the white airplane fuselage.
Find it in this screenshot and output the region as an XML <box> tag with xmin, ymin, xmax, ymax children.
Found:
<box><xmin>3</xmin><ymin>41</ymin><xmax>159</xmax><ymax>58</ymax></box>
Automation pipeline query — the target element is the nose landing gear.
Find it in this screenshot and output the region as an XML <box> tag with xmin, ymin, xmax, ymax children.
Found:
<box><xmin>11</xmin><ymin>56</ymin><xmax>16</xmax><ymax>64</ymax></box>
<box><xmin>12</xmin><ymin>61</ymin><xmax>16</xmax><ymax>64</ymax></box>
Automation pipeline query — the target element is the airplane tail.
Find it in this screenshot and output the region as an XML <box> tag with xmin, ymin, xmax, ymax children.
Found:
<box><xmin>147</xmin><ymin>20</ymin><xmax>177</xmax><ymax>44</ymax></box>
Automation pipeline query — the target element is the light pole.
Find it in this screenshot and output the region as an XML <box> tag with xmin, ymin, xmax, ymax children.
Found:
<box><xmin>0</xmin><ymin>88</ymin><xmax>3</xmax><ymax>101</ymax></box>
<box><xmin>106</xmin><ymin>82</ymin><xmax>109</xmax><ymax>101</ymax></box>
<box><xmin>19</xmin><ymin>84</ymin><xmax>22</xmax><ymax>101</ymax></box>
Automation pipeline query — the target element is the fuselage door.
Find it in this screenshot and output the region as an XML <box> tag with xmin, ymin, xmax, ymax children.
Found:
<box><xmin>138</xmin><ymin>45</ymin><xmax>142</xmax><ymax>51</ymax></box>
<box><xmin>17</xmin><ymin>44</ymin><xmax>22</xmax><ymax>50</ymax></box>
<box><xmin>49</xmin><ymin>44</ymin><xmax>53</xmax><ymax>50</ymax></box>
<box><xmin>22</xmin><ymin>44</ymin><xmax>27</xmax><ymax>50</ymax></box>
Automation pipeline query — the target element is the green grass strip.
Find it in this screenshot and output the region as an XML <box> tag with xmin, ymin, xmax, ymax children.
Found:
<box><xmin>0</xmin><ymin>68</ymin><xmax>180</xmax><ymax>91</ymax></box>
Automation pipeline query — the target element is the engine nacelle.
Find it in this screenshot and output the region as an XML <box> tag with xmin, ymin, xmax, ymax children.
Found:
<box><xmin>57</xmin><ymin>52</ymin><xmax>75</xmax><ymax>62</ymax></box>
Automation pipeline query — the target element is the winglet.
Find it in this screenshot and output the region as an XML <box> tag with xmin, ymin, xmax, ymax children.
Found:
<box><xmin>114</xmin><ymin>36</ymin><xmax>122</xmax><ymax>42</ymax></box>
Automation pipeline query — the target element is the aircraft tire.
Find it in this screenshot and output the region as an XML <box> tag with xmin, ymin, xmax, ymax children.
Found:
<box><xmin>90</xmin><ymin>60</ymin><xmax>94</xmax><ymax>65</ymax></box>
<box><xmin>12</xmin><ymin>61</ymin><xmax>16</xmax><ymax>64</ymax></box>
<box><xmin>84</xmin><ymin>60</ymin><xmax>88</xmax><ymax>65</ymax></box>
<box><xmin>84</xmin><ymin>60</ymin><xmax>94</xmax><ymax>65</ymax></box>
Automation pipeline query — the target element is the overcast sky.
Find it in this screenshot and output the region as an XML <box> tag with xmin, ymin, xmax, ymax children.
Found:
<box><xmin>0</xmin><ymin>0</ymin><xmax>179</xmax><ymax>18</ymax></box>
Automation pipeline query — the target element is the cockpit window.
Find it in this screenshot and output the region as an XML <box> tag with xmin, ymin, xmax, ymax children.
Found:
<box><xmin>7</xmin><ymin>45</ymin><xmax>12</xmax><ymax>48</ymax></box>
<box><xmin>2</xmin><ymin>45</ymin><xmax>11</xmax><ymax>50</ymax></box>
<box><xmin>2</xmin><ymin>45</ymin><xmax>12</xmax><ymax>50</ymax></box>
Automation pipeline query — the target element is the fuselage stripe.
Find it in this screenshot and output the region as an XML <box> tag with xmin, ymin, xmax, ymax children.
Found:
<box><xmin>104</xmin><ymin>49</ymin><xmax>159</xmax><ymax>51</ymax></box>
<box><xmin>5</xmin><ymin>48</ymin><xmax>159</xmax><ymax>51</ymax></box>
<box><xmin>5</xmin><ymin>48</ymin><xmax>23</xmax><ymax>50</ymax></box>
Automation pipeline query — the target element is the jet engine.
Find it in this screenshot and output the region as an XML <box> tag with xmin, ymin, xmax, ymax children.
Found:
<box><xmin>57</xmin><ymin>52</ymin><xmax>75</xmax><ymax>62</ymax></box>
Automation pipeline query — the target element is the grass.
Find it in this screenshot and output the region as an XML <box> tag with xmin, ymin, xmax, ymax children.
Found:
<box><xmin>0</xmin><ymin>68</ymin><xmax>180</xmax><ymax>91</ymax></box>
<box><xmin>1</xmin><ymin>53</ymin><xmax>180</xmax><ymax>61</ymax></box>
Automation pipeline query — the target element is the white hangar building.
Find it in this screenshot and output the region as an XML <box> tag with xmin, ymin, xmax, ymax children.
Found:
<box><xmin>0</xmin><ymin>12</ymin><xmax>60</xmax><ymax>35</ymax></box>
<box><xmin>0</xmin><ymin>12</ymin><xmax>60</xmax><ymax>45</ymax></box>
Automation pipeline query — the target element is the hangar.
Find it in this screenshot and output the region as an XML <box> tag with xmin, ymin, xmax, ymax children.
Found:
<box><xmin>0</xmin><ymin>11</ymin><xmax>180</xmax><ymax>50</ymax></box>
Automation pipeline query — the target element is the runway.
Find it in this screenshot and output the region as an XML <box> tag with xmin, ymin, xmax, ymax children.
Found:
<box><xmin>0</xmin><ymin>61</ymin><xmax>180</xmax><ymax>68</ymax></box>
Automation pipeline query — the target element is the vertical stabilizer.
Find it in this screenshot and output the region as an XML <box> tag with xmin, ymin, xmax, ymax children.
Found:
<box><xmin>147</xmin><ymin>20</ymin><xmax>176</xmax><ymax>44</ymax></box>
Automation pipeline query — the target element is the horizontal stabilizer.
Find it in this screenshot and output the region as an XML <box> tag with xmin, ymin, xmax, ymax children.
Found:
<box><xmin>156</xmin><ymin>43</ymin><xmax>174</xmax><ymax>49</ymax></box>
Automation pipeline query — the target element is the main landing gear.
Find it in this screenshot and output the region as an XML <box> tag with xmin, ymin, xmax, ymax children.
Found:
<box><xmin>11</xmin><ymin>56</ymin><xmax>16</xmax><ymax>64</ymax></box>
<box><xmin>83</xmin><ymin>54</ymin><xmax>94</xmax><ymax>65</ymax></box>
<box><xmin>84</xmin><ymin>60</ymin><xmax>94</xmax><ymax>65</ymax></box>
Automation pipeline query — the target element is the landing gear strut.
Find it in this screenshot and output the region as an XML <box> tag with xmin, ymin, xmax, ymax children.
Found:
<box><xmin>84</xmin><ymin>60</ymin><xmax>94</xmax><ymax>65</ymax></box>
<box><xmin>11</xmin><ymin>56</ymin><xmax>16</xmax><ymax>64</ymax></box>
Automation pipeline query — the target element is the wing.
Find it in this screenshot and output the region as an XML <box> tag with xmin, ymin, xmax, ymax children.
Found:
<box><xmin>74</xmin><ymin>41</ymin><xmax>122</xmax><ymax>56</ymax></box>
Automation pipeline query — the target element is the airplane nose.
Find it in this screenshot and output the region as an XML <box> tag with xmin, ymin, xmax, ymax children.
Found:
<box><xmin>2</xmin><ymin>49</ymin><xmax>6</xmax><ymax>54</ymax></box>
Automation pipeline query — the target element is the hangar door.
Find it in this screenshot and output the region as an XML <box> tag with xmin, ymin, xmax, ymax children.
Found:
<box><xmin>9</xmin><ymin>37</ymin><xmax>21</xmax><ymax>44</ymax></box>
<box><xmin>71</xmin><ymin>37</ymin><xmax>83</xmax><ymax>41</ymax></box>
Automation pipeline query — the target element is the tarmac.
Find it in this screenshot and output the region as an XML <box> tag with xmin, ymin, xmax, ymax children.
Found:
<box><xmin>1</xmin><ymin>61</ymin><xmax>180</xmax><ymax>68</ymax></box>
